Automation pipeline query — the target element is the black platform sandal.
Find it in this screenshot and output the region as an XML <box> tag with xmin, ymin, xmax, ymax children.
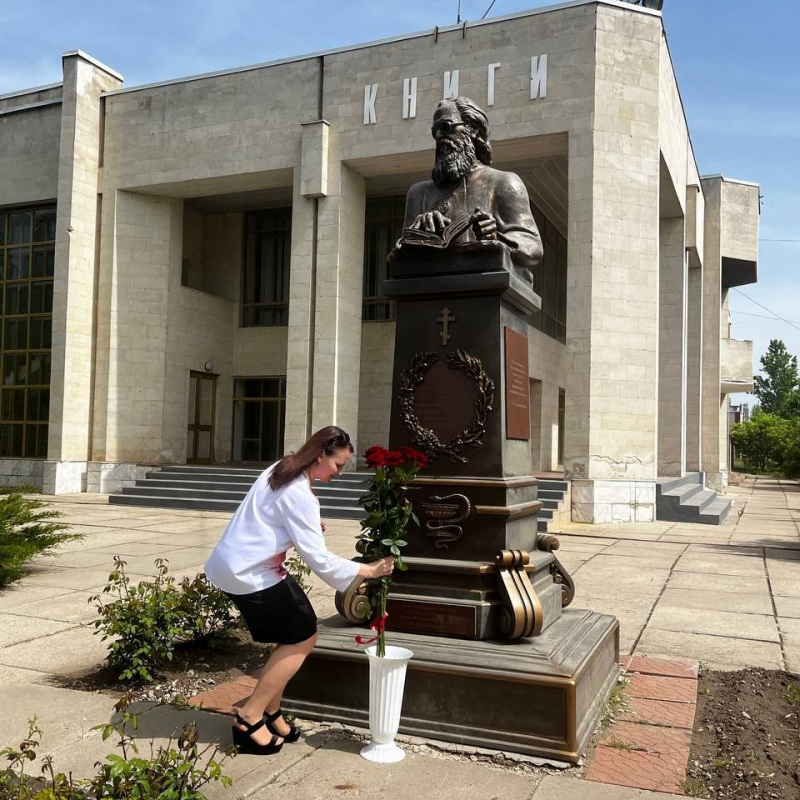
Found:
<box><xmin>265</xmin><ymin>708</ymin><xmax>301</xmax><ymax>743</ymax></box>
<box><xmin>232</xmin><ymin>713</ymin><xmax>284</xmax><ymax>755</ymax></box>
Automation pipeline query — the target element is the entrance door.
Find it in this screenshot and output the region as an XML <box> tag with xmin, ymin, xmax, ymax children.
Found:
<box><xmin>187</xmin><ymin>371</ymin><xmax>217</xmax><ymax>463</ymax></box>
<box><xmin>232</xmin><ymin>377</ymin><xmax>286</xmax><ymax>463</ymax></box>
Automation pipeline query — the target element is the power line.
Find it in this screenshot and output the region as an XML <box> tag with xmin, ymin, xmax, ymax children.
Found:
<box><xmin>759</xmin><ymin>238</ymin><xmax>800</xmax><ymax>243</ymax></box>
<box><xmin>732</xmin><ymin>288</ymin><xmax>800</xmax><ymax>334</ymax></box>
<box><xmin>730</xmin><ymin>309</ymin><xmax>800</xmax><ymax>325</ymax></box>
<box><xmin>481</xmin><ymin>0</ymin><xmax>498</xmax><ymax>19</ymax></box>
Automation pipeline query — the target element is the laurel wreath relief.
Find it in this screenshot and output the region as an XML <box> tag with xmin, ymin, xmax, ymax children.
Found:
<box><xmin>398</xmin><ymin>348</ymin><xmax>495</xmax><ymax>463</ymax></box>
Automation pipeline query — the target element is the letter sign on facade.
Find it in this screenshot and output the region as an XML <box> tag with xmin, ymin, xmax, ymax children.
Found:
<box><xmin>487</xmin><ymin>62</ymin><xmax>501</xmax><ymax>106</ymax></box>
<box><xmin>402</xmin><ymin>77</ymin><xmax>418</xmax><ymax>119</ymax></box>
<box><xmin>364</xmin><ymin>83</ymin><xmax>378</xmax><ymax>124</ymax></box>
<box><xmin>443</xmin><ymin>70</ymin><xmax>459</xmax><ymax>100</ymax></box>
<box><xmin>362</xmin><ymin>57</ymin><xmax>549</xmax><ymax>124</ymax></box>
<box><xmin>530</xmin><ymin>55</ymin><xmax>547</xmax><ymax>99</ymax></box>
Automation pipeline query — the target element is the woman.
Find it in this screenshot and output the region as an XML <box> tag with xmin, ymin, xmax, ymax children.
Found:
<box><xmin>205</xmin><ymin>426</ymin><xmax>394</xmax><ymax>755</ymax></box>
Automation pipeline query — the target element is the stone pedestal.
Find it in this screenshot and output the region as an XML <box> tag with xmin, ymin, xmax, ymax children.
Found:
<box><xmin>285</xmin><ymin>610</ymin><xmax>619</xmax><ymax>763</ymax></box>
<box><xmin>376</xmin><ymin>244</ymin><xmax>563</xmax><ymax>638</ymax></box>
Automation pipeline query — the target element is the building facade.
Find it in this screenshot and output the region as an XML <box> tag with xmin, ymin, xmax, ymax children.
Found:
<box><xmin>0</xmin><ymin>0</ymin><xmax>759</xmax><ymax>522</ymax></box>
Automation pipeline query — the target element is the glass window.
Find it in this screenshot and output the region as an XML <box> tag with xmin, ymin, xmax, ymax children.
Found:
<box><xmin>0</xmin><ymin>204</ymin><xmax>54</xmax><ymax>457</ymax></box>
<box><xmin>530</xmin><ymin>201</ymin><xmax>567</xmax><ymax>345</ymax></box>
<box><xmin>362</xmin><ymin>196</ymin><xmax>403</xmax><ymax>322</ymax></box>
<box><xmin>232</xmin><ymin>376</ymin><xmax>286</xmax><ymax>463</ymax></box>
<box><xmin>242</xmin><ymin>208</ymin><xmax>291</xmax><ymax>327</ymax></box>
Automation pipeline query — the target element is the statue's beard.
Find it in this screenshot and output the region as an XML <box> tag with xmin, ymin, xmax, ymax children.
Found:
<box><xmin>432</xmin><ymin>134</ymin><xmax>477</xmax><ymax>187</ymax></box>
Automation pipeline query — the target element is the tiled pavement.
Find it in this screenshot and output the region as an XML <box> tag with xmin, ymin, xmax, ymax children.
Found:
<box><xmin>0</xmin><ymin>475</ymin><xmax>798</xmax><ymax>798</ymax></box>
<box><xmin>587</xmin><ymin>656</ymin><xmax>699</xmax><ymax>794</ymax></box>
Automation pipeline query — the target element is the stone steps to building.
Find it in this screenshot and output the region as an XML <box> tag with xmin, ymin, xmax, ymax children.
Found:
<box><xmin>535</xmin><ymin>477</ymin><xmax>568</xmax><ymax>533</ymax></box>
<box><xmin>108</xmin><ymin>465</ymin><xmax>368</xmax><ymax>519</ymax></box>
<box><xmin>656</xmin><ymin>472</ymin><xmax>731</xmax><ymax>525</ymax></box>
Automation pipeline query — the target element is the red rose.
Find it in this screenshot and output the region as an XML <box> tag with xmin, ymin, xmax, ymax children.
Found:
<box><xmin>365</xmin><ymin>445</ymin><xmax>388</xmax><ymax>468</ymax></box>
<box><xmin>400</xmin><ymin>446</ymin><xmax>429</xmax><ymax>468</ymax></box>
<box><xmin>383</xmin><ymin>450</ymin><xmax>405</xmax><ymax>467</ymax></box>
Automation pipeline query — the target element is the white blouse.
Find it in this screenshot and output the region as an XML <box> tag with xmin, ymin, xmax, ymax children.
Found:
<box><xmin>204</xmin><ymin>465</ymin><xmax>361</xmax><ymax>595</ymax></box>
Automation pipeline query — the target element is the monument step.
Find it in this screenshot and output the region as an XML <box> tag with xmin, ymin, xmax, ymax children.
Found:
<box><xmin>284</xmin><ymin>609</ymin><xmax>619</xmax><ymax>763</ymax></box>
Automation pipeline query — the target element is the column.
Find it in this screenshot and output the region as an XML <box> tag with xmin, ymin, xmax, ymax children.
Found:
<box><xmin>684</xmin><ymin>260</ymin><xmax>703</xmax><ymax>471</ymax></box>
<box><xmin>45</xmin><ymin>52</ymin><xmax>123</xmax><ymax>493</ymax></box>
<box><xmin>657</xmin><ymin>216</ymin><xmax>687</xmax><ymax>476</ymax></box>
<box><xmin>566</xmin><ymin>11</ymin><xmax>662</xmax><ymax>523</ymax></box>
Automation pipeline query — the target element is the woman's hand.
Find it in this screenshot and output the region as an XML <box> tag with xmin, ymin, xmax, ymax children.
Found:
<box><xmin>360</xmin><ymin>557</ymin><xmax>395</xmax><ymax>579</ymax></box>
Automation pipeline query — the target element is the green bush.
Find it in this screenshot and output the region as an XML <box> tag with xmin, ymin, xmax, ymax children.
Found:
<box><xmin>781</xmin><ymin>421</ymin><xmax>800</xmax><ymax>480</ymax></box>
<box><xmin>0</xmin><ymin>493</ymin><xmax>80</xmax><ymax>589</ymax></box>
<box><xmin>0</xmin><ymin>700</ymin><xmax>233</xmax><ymax>800</ymax></box>
<box><xmin>91</xmin><ymin>557</ymin><xmax>242</xmax><ymax>683</ymax></box>
<box><xmin>730</xmin><ymin>412</ymin><xmax>789</xmax><ymax>473</ymax></box>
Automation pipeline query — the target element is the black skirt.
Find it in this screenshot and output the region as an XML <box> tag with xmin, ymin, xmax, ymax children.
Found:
<box><xmin>225</xmin><ymin>574</ymin><xmax>317</xmax><ymax>645</ymax></box>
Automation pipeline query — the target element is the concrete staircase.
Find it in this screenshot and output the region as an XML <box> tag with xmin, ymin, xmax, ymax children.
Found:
<box><xmin>108</xmin><ymin>465</ymin><xmax>369</xmax><ymax>520</ymax></box>
<box><xmin>656</xmin><ymin>472</ymin><xmax>731</xmax><ymax>525</ymax></box>
<box><xmin>536</xmin><ymin>475</ymin><xmax>570</xmax><ymax>533</ymax></box>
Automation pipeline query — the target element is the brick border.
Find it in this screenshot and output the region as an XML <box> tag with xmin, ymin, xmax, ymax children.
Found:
<box><xmin>586</xmin><ymin>655</ymin><xmax>699</xmax><ymax>795</ymax></box>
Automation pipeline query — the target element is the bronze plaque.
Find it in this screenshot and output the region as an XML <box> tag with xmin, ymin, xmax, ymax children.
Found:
<box><xmin>414</xmin><ymin>359</ymin><xmax>476</xmax><ymax>443</ymax></box>
<box><xmin>387</xmin><ymin>598</ymin><xmax>477</xmax><ymax>637</ymax></box>
<box><xmin>504</xmin><ymin>327</ymin><xmax>530</xmax><ymax>440</ymax></box>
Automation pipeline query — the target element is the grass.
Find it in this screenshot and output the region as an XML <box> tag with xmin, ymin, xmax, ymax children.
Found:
<box><xmin>681</xmin><ymin>777</ymin><xmax>709</xmax><ymax>798</ymax></box>
<box><xmin>598</xmin><ymin>671</ymin><xmax>630</xmax><ymax>732</ymax></box>
<box><xmin>785</xmin><ymin>682</ymin><xmax>799</xmax><ymax>706</ymax></box>
<box><xmin>713</xmin><ymin>757</ymin><xmax>731</xmax><ymax>769</ymax></box>
<box><xmin>605</xmin><ymin>736</ymin><xmax>635</xmax><ymax>751</ymax></box>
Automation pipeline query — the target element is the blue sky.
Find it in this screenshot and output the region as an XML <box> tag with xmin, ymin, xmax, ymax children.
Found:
<box><xmin>3</xmin><ymin>0</ymin><xmax>798</xmax><ymax>402</ymax></box>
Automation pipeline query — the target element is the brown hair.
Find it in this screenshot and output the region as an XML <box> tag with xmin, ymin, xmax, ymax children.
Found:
<box><xmin>268</xmin><ymin>426</ymin><xmax>353</xmax><ymax>491</ymax></box>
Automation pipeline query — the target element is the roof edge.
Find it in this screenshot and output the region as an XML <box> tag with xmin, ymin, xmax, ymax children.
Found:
<box><xmin>62</xmin><ymin>50</ymin><xmax>124</xmax><ymax>82</ymax></box>
<box><xmin>100</xmin><ymin>0</ymin><xmax>660</xmax><ymax>99</ymax></box>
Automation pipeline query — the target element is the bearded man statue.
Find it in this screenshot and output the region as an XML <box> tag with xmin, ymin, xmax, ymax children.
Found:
<box><xmin>396</xmin><ymin>97</ymin><xmax>543</xmax><ymax>273</ymax></box>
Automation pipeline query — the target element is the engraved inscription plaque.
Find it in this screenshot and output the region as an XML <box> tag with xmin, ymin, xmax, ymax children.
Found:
<box><xmin>504</xmin><ymin>327</ymin><xmax>530</xmax><ymax>440</ymax></box>
<box><xmin>387</xmin><ymin>598</ymin><xmax>478</xmax><ymax>637</ymax></box>
<box><xmin>414</xmin><ymin>359</ymin><xmax>475</xmax><ymax>443</ymax></box>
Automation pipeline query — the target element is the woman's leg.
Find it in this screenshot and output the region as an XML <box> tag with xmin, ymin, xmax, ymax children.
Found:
<box><xmin>236</xmin><ymin>633</ymin><xmax>317</xmax><ymax>743</ymax></box>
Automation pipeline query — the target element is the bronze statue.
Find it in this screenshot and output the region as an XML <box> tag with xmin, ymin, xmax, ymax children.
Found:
<box><xmin>392</xmin><ymin>97</ymin><xmax>543</xmax><ymax>272</ymax></box>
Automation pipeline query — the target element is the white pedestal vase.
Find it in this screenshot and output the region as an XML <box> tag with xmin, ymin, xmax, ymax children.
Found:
<box><xmin>360</xmin><ymin>645</ymin><xmax>413</xmax><ymax>763</ymax></box>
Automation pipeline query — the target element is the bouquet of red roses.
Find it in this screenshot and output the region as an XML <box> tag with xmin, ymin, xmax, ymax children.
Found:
<box><xmin>355</xmin><ymin>445</ymin><xmax>429</xmax><ymax>656</ymax></box>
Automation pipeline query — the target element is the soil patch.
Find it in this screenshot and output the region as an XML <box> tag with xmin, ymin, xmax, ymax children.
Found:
<box><xmin>686</xmin><ymin>667</ymin><xmax>800</xmax><ymax>799</ymax></box>
<box><xmin>57</xmin><ymin>631</ymin><xmax>269</xmax><ymax>704</ymax></box>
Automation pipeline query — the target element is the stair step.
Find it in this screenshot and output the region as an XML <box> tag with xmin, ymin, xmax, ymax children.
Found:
<box><xmin>538</xmin><ymin>480</ymin><xmax>568</xmax><ymax>492</ymax></box>
<box><xmin>140</xmin><ymin>472</ymin><xmax>258</xmax><ymax>491</ymax></box>
<box><xmin>123</xmin><ymin>486</ymin><xmax>248</xmax><ymax>501</ymax></box>
<box><xmin>656</xmin><ymin>471</ymin><xmax>704</xmax><ymax>496</ymax></box>
<box><xmin>698</xmin><ymin>498</ymin><xmax>732</xmax><ymax>525</ymax></box>
<box><xmin>159</xmin><ymin>465</ymin><xmax>266</xmax><ymax>477</ymax></box>
<box><xmin>109</xmin><ymin>494</ymin><xmax>241</xmax><ymax>512</ymax></box>
<box><xmin>538</xmin><ymin>489</ymin><xmax>565</xmax><ymax>502</ymax></box>
<box><xmin>141</xmin><ymin>478</ymin><xmax>256</xmax><ymax>490</ymax></box>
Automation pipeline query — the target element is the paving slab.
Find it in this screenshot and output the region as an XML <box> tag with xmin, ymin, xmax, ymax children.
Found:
<box><xmin>0</xmin><ymin>583</ymin><xmax>74</xmax><ymax>610</ymax></box>
<box><xmin>635</xmin><ymin>629</ymin><xmax>784</xmax><ymax>671</ymax></box>
<box><xmin>774</xmin><ymin>595</ymin><xmax>800</xmax><ymax>618</ymax></box>
<box><xmin>0</xmin><ymin>624</ymin><xmax>110</xmax><ymax>674</ymax></box>
<box><xmin>585</xmin><ymin>747</ymin><xmax>684</xmax><ymax>794</ymax></box>
<box><xmin>646</xmin><ymin>605</ymin><xmax>779</xmax><ymax>643</ymax></box>
<box><xmin>672</xmin><ymin>552</ymin><xmax>766</xmax><ymax>577</ymax></box>
<box><xmin>778</xmin><ymin>616</ymin><xmax>800</xmax><ymax>644</ymax></box>
<box><xmin>0</xmin><ymin>613</ymin><xmax>74</xmax><ymax>647</ymax></box>
<box><xmin>245</xmin><ymin>734</ymin><xmax>540</xmax><ymax>800</ymax></box>
<box><xmin>8</xmin><ymin>590</ymin><xmax>99</xmax><ymax>623</ymax></box>
<box><xmin>657</xmin><ymin>586</ymin><xmax>773</xmax><ymax>616</ymax></box>
<box><xmin>531</xmin><ymin>775</ymin><xmax>679</xmax><ymax>799</ymax></box>
<box><xmin>666</xmin><ymin>570</ymin><xmax>768</xmax><ymax>594</ymax></box>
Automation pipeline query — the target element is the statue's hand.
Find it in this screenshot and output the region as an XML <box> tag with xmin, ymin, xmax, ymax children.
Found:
<box><xmin>410</xmin><ymin>211</ymin><xmax>451</xmax><ymax>233</ymax></box>
<box><xmin>473</xmin><ymin>208</ymin><xmax>498</xmax><ymax>240</ymax></box>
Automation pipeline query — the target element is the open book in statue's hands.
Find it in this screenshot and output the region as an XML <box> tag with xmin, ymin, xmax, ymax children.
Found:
<box><xmin>400</xmin><ymin>213</ymin><xmax>474</xmax><ymax>249</ymax></box>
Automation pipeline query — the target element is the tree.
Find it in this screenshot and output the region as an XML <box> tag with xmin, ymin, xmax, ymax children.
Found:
<box><xmin>730</xmin><ymin>411</ymin><xmax>789</xmax><ymax>473</ymax></box>
<box><xmin>753</xmin><ymin>339</ymin><xmax>800</xmax><ymax>417</ymax></box>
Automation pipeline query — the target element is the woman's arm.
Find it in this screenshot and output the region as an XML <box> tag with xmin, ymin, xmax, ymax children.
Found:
<box><xmin>277</xmin><ymin>485</ymin><xmax>392</xmax><ymax>591</ymax></box>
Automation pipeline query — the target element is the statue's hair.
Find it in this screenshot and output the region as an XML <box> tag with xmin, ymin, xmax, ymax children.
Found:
<box><xmin>437</xmin><ymin>97</ymin><xmax>493</xmax><ymax>165</ymax></box>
